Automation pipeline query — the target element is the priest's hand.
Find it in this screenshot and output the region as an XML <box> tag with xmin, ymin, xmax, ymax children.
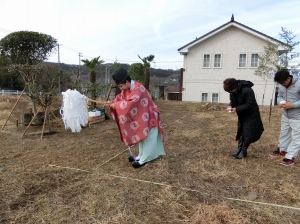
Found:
<box><xmin>110</xmin><ymin>103</ymin><xmax>116</xmax><ymax>109</ymax></box>
<box><xmin>104</xmin><ymin>101</ymin><xmax>112</xmax><ymax>107</ymax></box>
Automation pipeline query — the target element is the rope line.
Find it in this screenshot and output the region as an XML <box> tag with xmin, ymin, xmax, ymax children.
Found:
<box><xmin>49</xmin><ymin>164</ymin><xmax>90</xmax><ymax>173</ymax></box>
<box><xmin>93</xmin><ymin>148</ymin><xmax>128</xmax><ymax>171</ymax></box>
<box><xmin>163</xmin><ymin>114</ymin><xmax>188</xmax><ymax>128</ymax></box>
<box><xmin>49</xmin><ymin>112</ymin><xmax>300</xmax><ymax>211</ymax></box>
<box><xmin>48</xmin><ymin>164</ymin><xmax>300</xmax><ymax>211</ymax></box>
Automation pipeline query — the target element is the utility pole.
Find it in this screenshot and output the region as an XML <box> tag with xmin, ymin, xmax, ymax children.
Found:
<box><xmin>57</xmin><ymin>44</ymin><xmax>61</xmax><ymax>93</ymax></box>
<box><xmin>105</xmin><ymin>66</ymin><xmax>111</xmax><ymax>84</ymax></box>
<box><xmin>107</xmin><ymin>66</ymin><xmax>110</xmax><ymax>84</ymax></box>
<box><xmin>78</xmin><ymin>53</ymin><xmax>82</xmax><ymax>80</ymax></box>
<box><xmin>105</xmin><ymin>66</ymin><xmax>108</xmax><ymax>84</ymax></box>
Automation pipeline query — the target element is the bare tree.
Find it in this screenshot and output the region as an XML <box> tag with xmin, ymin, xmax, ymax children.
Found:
<box><xmin>278</xmin><ymin>27</ymin><xmax>300</xmax><ymax>68</ymax></box>
<box><xmin>255</xmin><ymin>28</ymin><xmax>299</xmax><ymax>106</ymax></box>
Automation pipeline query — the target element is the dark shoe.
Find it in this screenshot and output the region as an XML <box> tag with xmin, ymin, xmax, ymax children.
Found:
<box><xmin>128</xmin><ymin>155</ymin><xmax>136</xmax><ymax>162</ymax></box>
<box><xmin>128</xmin><ymin>155</ymin><xmax>140</xmax><ymax>162</ymax></box>
<box><xmin>235</xmin><ymin>150</ymin><xmax>247</xmax><ymax>159</ymax></box>
<box><xmin>231</xmin><ymin>148</ymin><xmax>242</xmax><ymax>157</ymax></box>
<box><xmin>235</xmin><ymin>143</ymin><xmax>249</xmax><ymax>159</ymax></box>
<box><xmin>280</xmin><ymin>158</ymin><xmax>294</xmax><ymax>166</ymax></box>
<box><xmin>231</xmin><ymin>136</ymin><xmax>243</xmax><ymax>157</ymax></box>
<box><xmin>132</xmin><ymin>161</ymin><xmax>146</xmax><ymax>168</ymax></box>
<box><xmin>270</xmin><ymin>148</ymin><xmax>286</xmax><ymax>157</ymax></box>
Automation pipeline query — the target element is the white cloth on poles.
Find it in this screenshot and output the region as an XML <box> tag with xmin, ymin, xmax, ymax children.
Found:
<box><xmin>60</xmin><ymin>89</ymin><xmax>88</xmax><ymax>132</ymax></box>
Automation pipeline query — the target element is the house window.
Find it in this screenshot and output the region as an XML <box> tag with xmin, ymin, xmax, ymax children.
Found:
<box><xmin>250</xmin><ymin>53</ymin><xmax>259</xmax><ymax>67</ymax></box>
<box><xmin>203</xmin><ymin>54</ymin><xmax>210</xmax><ymax>68</ymax></box>
<box><xmin>212</xmin><ymin>93</ymin><xmax>219</xmax><ymax>103</ymax></box>
<box><xmin>238</xmin><ymin>53</ymin><xmax>247</xmax><ymax>68</ymax></box>
<box><xmin>201</xmin><ymin>93</ymin><xmax>208</xmax><ymax>102</ymax></box>
<box><xmin>214</xmin><ymin>54</ymin><xmax>222</xmax><ymax>68</ymax></box>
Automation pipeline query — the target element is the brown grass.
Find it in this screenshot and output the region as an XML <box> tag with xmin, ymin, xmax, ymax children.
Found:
<box><xmin>0</xmin><ymin>95</ymin><xmax>299</xmax><ymax>223</ymax></box>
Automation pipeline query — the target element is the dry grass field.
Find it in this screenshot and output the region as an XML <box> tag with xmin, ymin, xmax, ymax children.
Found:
<box><xmin>0</xmin><ymin>94</ymin><xmax>299</xmax><ymax>224</ymax></box>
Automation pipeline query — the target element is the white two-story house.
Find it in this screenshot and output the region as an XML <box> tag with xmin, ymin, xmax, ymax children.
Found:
<box><xmin>177</xmin><ymin>15</ymin><xmax>287</xmax><ymax>106</ymax></box>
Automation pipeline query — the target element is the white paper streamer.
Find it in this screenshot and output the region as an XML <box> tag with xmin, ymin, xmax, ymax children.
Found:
<box><xmin>60</xmin><ymin>89</ymin><xmax>88</xmax><ymax>132</ymax></box>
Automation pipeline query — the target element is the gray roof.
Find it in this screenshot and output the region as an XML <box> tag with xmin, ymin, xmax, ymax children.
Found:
<box><xmin>165</xmin><ymin>85</ymin><xmax>180</xmax><ymax>93</ymax></box>
<box><xmin>178</xmin><ymin>15</ymin><xmax>288</xmax><ymax>52</ymax></box>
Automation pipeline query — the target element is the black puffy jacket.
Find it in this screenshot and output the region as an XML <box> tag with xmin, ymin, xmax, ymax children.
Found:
<box><xmin>229</xmin><ymin>80</ymin><xmax>264</xmax><ymax>144</ymax></box>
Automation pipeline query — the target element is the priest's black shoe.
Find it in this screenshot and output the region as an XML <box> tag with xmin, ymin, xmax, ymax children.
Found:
<box><xmin>128</xmin><ymin>155</ymin><xmax>140</xmax><ymax>162</ymax></box>
<box><xmin>132</xmin><ymin>161</ymin><xmax>146</xmax><ymax>168</ymax></box>
<box><xmin>128</xmin><ymin>155</ymin><xmax>135</xmax><ymax>162</ymax></box>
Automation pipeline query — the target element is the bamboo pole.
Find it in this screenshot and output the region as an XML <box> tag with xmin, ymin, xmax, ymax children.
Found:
<box><xmin>86</xmin><ymin>98</ymin><xmax>105</xmax><ymax>105</ymax></box>
<box><xmin>50</xmin><ymin>110</ymin><xmax>64</xmax><ymax>127</ymax></box>
<box><xmin>106</xmin><ymin>84</ymin><xmax>113</xmax><ymax>101</ymax></box>
<box><xmin>21</xmin><ymin>106</ymin><xmax>42</xmax><ymax>138</ymax></box>
<box><xmin>40</xmin><ymin>107</ymin><xmax>48</xmax><ymax>139</ymax></box>
<box><xmin>1</xmin><ymin>86</ymin><xmax>26</xmax><ymax>130</ymax></box>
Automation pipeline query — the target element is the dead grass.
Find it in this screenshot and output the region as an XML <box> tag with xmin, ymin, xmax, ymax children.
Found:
<box><xmin>0</xmin><ymin>95</ymin><xmax>300</xmax><ymax>223</ymax></box>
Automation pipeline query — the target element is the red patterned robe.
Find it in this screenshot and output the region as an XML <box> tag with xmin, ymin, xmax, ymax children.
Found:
<box><xmin>110</xmin><ymin>81</ymin><xmax>164</xmax><ymax>147</ymax></box>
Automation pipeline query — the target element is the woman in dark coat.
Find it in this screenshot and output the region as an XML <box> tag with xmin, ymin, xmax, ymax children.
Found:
<box><xmin>223</xmin><ymin>78</ymin><xmax>264</xmax><ymax>159</ymax></box>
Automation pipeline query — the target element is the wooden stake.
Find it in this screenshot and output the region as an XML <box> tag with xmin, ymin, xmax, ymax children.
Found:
<box><xmin>1</xmin><ymin>86</ymin><xmax>26</xmax><ymax>130</ymax></box>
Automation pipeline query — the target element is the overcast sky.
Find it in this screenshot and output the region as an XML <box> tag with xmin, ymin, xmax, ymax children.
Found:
<box><xmin>0</xmin><ymin>0</ymin><xmax>299</xmax><ymax>69</ymax></box>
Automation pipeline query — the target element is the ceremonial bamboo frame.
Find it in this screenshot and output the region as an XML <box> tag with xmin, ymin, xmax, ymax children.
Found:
<box><xmin>1</xmin><ymin>86</ymin><xmax>64</xmax><ymax>139</ymax></box>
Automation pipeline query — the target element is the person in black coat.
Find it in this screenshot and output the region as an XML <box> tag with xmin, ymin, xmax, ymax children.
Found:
<box><xmin>223</xmin><ymin>78</ymin><xmax>264</xmax><ymax>159</ymax></box>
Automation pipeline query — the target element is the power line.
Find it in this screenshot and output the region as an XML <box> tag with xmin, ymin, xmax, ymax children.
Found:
<box><xmin>0</xmin><ymin>27</ymin><xmax>12</xmax><ymax>34</ymax></box>
<box><xmin>0</xmin><ymin>26</ymin><xmax>180</xmax><ymax>65</ymax></box>
<box><xmin>152</xmin><ymin>61</ymin><xmax>182</xmax><ymax>63</ymax></box>
<box><xmin>0</xmin><ymin>27</ymin><xmax>182</xmax><ymax>67</ymax></box>
<box><xmin>56</xmin><ymin>43</ymin><xmax>183</xmax><ymax>64</ymax></box>
<box><xmin>101</xmin><ymin>58</ymin><xmax>182</xmax><ymax>63</ymax></box>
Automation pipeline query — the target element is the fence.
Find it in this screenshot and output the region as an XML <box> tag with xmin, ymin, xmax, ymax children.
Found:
<box><xmin>1</xmin><ymin>90</ymin><xmax>27</xmax><ymax>95</ymax></box>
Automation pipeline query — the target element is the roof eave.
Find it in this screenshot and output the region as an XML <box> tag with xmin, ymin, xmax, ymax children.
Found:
<box><xmin>179</xmin><ymin>50</ymin><xmax>188</xmax><ymax>55</ymax></box>
<box><xmin>178</xmin><ymin>20</ymin><xmax>288</xmax><ymax>53</ymax></box>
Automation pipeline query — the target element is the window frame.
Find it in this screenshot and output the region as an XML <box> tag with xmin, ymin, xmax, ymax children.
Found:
<box><xmin>250</xmin><ymin>53</ymin><xmax>259</xmax><ymax>68</ymax></box>
<box><xmin>201</xmin><ymin>92</ymin><xmax>208</xmax><ymax>102</ymax></box>
<box><xmin>238</xmin><ymin>53</ymin><xmax>247</xmax><ymax>68</ymax></box>
<box><xmin>211</xmin><ymin>92</ymin><xmax>219</xmax><ymax>103</ymax></box>
<box><xmin>202</xmin><ymin>54</ymin><xmax>211</xmax><ymax>68</ymax></box>
<box><xmin>213</xmin><ymin>53</ymin><xmax>222</xmax><ymax>68</ymax></box>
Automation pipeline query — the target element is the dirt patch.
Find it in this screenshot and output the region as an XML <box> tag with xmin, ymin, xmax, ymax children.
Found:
<box><xmin>0</xmin><ymin>95</ymin><xmax>300</xmax><ymax>223</ymax></box>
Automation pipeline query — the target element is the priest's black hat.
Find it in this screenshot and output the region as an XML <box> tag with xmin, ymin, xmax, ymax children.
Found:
<box><xmin>112</xmin><ymin>68</ymin><xmax>128</xmax><ymax>85</ymax></box>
